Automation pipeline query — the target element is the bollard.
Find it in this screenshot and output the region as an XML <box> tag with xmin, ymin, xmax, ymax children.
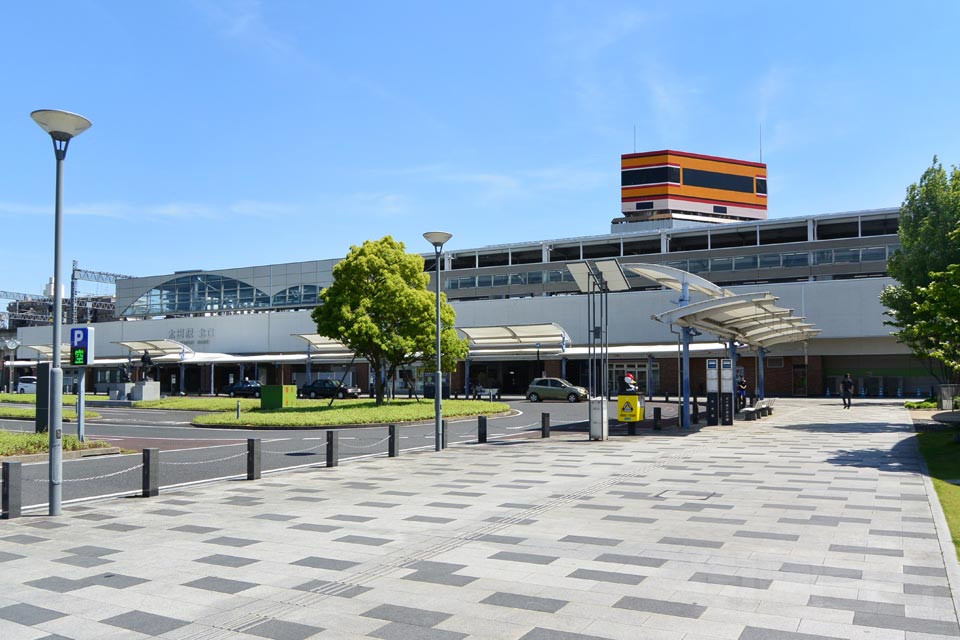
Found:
<box><xmin>478</xmin><ymin>415</ymin><xmax>488</xmax><ymax>444</ymax></box>
<box><xmin>665</xmin><ymin>392</ymin><xmax>670</xmax><ymax>402</ymax></box>
<box><xmin>236</xmin><ymin>400</ymin><xmax>241</xmax><ymax>420</ymax></box>
<box><xmin>541</xmin><ymin>412</ymin><xmax>550</xmax><ymax>438</ymax></box>
<box><xmin>692</xmin><ymin>399</ymin><xmax>700</xmax><ymax>425</ymax></box>
<box><xmin>142</xmin><ymin>448</ymin><xmax>159</xmax><ymax>497</ymax></box>
<box><xmin>326</xmin><ymin>431</ymin><xmax>339</xmax><ymax>467</ymax></box>
<box><xmin>628</xmin><ymin>421</ymin><xmax>636</xmax><ymax>436</ymax></box>
<box><xmin>441</xmin><ymin>419</ymin><xmax>448</xmax><ymax>449</ymax></box>
<box><xmin>653</xmin><ymin>406</ymin><xmax>662</xmax><ymax>431</ymax></box>
<box><xmin>2</xmin><ymin>461</ymin><xmax>22</xmax><ymax>519</ymax></box>
<box><xmin>388</xmin><ymin>425</ymin><xmax>399</xmax><ymax>457</ymax></box>
<box><xmin>247</xmin><ymin>439</ymin><xmax>261</xmax><ymax>480</ymax></box>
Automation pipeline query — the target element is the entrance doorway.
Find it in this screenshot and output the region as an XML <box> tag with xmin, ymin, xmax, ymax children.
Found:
<box><xmin>792</xmin><ymin>364</ymin><xmax>807</xmax><ymax>396</ymax></box>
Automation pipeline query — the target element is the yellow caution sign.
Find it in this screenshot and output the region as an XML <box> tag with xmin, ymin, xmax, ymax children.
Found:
<box><xmin>618</xmin><ymin>395</ymin><xmax>643</xmax><ymax>422</ymax></box>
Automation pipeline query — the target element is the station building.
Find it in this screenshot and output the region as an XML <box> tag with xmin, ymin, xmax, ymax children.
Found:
<box><xmin>13</xmin><ymin>151</ymin><xmax>924</xmax><ymax>400</ymax></box>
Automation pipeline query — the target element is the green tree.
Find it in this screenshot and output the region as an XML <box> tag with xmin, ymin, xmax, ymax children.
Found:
<box><xmin>910</xmin><ymin>235</ymin><xmax>960</xmax><ymax>375</ymax></box>
<box><xmin>311</xmin><ymin>236</ymin><xmax>468</xmax><ymax>405</ymax></box>
<box><xmin>880</xmin><ymin>157</ymin><xmax>960</xmax><ymax>382</ymax></box>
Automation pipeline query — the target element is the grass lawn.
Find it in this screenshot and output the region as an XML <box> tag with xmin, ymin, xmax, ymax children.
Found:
<box><xmin>917</xmin><ymin>430</ymin><xmax>960</xmax><ymax>557</ymax></box>
<box><xmin>192</xmin><ymin>398</ymin><xmax>510</xmax><ymax>427</ymax></box>
<box><xmin>1</xmin><ymin>392</ymin><xmax>83</xmax><ymax>405</ymax></box>
<box><xmin>0</xmin><ymin>407</ymin><xmax>100</xmax><ymax>421</ymax></box>
<box><xmin>0</xmin><ymin>431</ymin><xmax>110</xmax><ymax>457</ymax></box>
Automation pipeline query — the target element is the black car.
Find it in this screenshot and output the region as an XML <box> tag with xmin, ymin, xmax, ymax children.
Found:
<box><xmin>222</xmin><ymin>380</ymin><xmax>262</xmax><ymax>398</ymax></box>
<box><xmin>298</xmin><ymin>378</ymin><xmax>361</xmax><ymax>399</ymax></box>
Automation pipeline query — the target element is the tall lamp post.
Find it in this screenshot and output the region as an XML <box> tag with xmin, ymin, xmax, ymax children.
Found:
<box><xmin>423</xmin><ymin>231</ymin><xmax>452</xmax><ymax>452</ymax></box>
<box><xmin>31</xmin><ymin>109</ymin><xmax>92</xmax><ymax>516</ymax></box>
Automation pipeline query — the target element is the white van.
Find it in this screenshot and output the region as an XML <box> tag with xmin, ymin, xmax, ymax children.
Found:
<box><xmin>16</xmin><ymin>376</ymin><xmax>37</xmax><ymax>394</ymax></box>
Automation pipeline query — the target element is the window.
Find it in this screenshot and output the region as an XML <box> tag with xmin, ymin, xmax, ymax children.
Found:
<box><xmin>621</xmin><ymin>165</ymin><xmax>680</xmax><ymax>186</ymax></box>
<box><xmin>813</xmin><ymin>250</ymin><xmax>833</xmax><ymax>265</ymax></box>
<box><xmin>766</xmin><ymin>356</ymin><xmax>784</xmax><ymax>368</ymax></box>
<box><xmin>734</xmin><ymin>255</ymin><xmax>758</xmax><ymax>270</ymax></box>
<box><xmin>759</xmin><ymin>253</ymin><xmax>781</xmax><ymax>268</ymax></box>
<box><xmin>782</xmin><ymin>252</ymin><xmax>810</xmax><ymax>267</ymax></box>
<box><xmin>713</xmin><ymin>205</ymin><xmax>728</xmax><ymax>214</ymax></box>
<box><xmin>683</xmin><ymin>168</ymin><xmax>755</xmax><ymax>193</ymax></box>
<box><xmin>833</xmin><ymin>248</ymin><xmax>860</xmax><ymax>263</ymax></box>
<box><xmin>711</xmin><ymin>257</ymin><xmax>733</xmax><ymax>272</ymax></box>
<box><xmin>635</xmin><ymin>202</ymin><xmax>654</xmax><ymax>210</ymax></box>
<box><xmin>861</xmin><ymin>246</ymin><xmax>886</xmax><ymax>262</ymax></box>
<box><xmin>755</xmin><ymin>177</ymin><xmax>767</xmax><ymax>195</ymax></box>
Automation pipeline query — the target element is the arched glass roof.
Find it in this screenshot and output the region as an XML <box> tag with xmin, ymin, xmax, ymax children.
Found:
<box><xmin>122</xmin><ymin>274</ymin><xmax>270</xmax><ymax>316</ymax></box>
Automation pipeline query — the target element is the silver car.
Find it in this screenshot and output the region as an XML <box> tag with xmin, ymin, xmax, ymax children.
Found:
<box><xmin>526</xmin><ymin>377</ymin><xmax>588</xmax><ymax>403</ymax></box>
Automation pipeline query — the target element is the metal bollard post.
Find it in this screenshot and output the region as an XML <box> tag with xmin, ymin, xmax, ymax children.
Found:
<box><xmin>388</xmin><ymin>425</ymin><xmax>399</xmax><ymax>457</ymax></box>
<box><xmin>541</xmin><ymin>412</ymin><xmax>550</xmax><ymax>438</ymax></box>
<box><xmin>628</xmin><ymin>421</ymin><xmax>636</xmax><ymax>436</ymax></box>
<box><xmin>653</xmin><ymin>407</ymin><xmax>662</xmax><ymax>431</ymax></box>
<box><xmin>2</xmin><ymin>461</ymin><xmax>22</xmax><ymax>519</ymax></box>
<box><xmin>247</xmin><ymin>439</ymin><xmax>261</xmax><ymax>480</ymax></box>
<box><xmin>692</xmin><ymin>399</ymin><xmax>700</xmax><ymax>425</ymax></box>
<box><xmin>441</xmin><ymin>419</ymin><xmax>448</xmax><ymax>449</ymax></box>
<box><xmin>142</xmin><ymin>448</ymin><xmax>159</xmax><ymax>497</ymax></box>
<box><xmin>326</xmin><ymin>431</ymin><xmax>338</xmax><ymax>467</ymax></box>
<box><xmin>478</xmin><ymin>415</ymin><xmax>487</xmax><ymax>443</ymax></box>
<box><xmin>236</xmin><ymin>400</ymin><xmax>241</xmax><ymax>420</ymax></box>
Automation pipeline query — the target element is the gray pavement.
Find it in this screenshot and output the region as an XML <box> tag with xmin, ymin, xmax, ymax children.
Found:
<box><xmin>1</xmin><ymin>398</ymin><xmax>958</xmax><ymax>640</ymax></box>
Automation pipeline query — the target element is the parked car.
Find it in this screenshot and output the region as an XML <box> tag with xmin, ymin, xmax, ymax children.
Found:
<box><xmin>526</xmin><ymin>377</ymin><xmax>588</xmax><ymax>403</ymax></box>
<box><xmin>16</xmin><ymin>375</ymin><xmax>38</xmax><ymax>394</ymax></box>
<box><xmin>222</xmin><ymin>380</ymin><xmax>262</xmax><ymax>398</ymax></box>
<box><xmin>298</xmin><ymin>378</ymin><xmax>361</xmax><ymax>399</ymax></box>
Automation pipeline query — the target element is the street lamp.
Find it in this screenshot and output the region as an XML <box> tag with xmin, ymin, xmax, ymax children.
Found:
<box><xmin>535</xmin><ymin>342</ymin><xmax>541</xmax><ymax>377</ymax></box>
<box><xmin>31</xmin><ymin>109</ymin><xmax>92</xmax><ymax>516</ymax></box>
<box><xmin>423</xmin><ymin>231</ymin><xmax>452</xmax><ymax>452</ymax></box>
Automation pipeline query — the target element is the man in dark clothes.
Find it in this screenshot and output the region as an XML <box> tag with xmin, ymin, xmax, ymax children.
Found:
<box><xmin>840</xmin><ymin>373</ymin><xmax>854</xmax><ymax>409</ymax></box>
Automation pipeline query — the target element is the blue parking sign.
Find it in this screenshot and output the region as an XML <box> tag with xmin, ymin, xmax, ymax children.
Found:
<box><xmin>70</xmin><ymin>327</ymin><xmax>95</xmax><ymax>366</ymax></box>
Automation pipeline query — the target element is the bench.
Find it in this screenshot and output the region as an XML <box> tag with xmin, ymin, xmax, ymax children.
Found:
<box><xmin>472</xmin><ymin>388</ymin><xmax>500</xmax><ymax>401</ymax></box>
<box><xmin>742</xmin><ymin>398</ymin><xmax>776</xmax><ymax>420</ymax></box>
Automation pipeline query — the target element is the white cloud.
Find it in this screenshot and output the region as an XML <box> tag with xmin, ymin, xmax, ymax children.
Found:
<box><xmin>194</xmin><ymin>0</ymin><xmax>298</xmax><ymax>59</ymax></box>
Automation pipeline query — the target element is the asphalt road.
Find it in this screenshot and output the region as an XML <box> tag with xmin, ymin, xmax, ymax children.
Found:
<box><xmin>0</xmin><ymin>398</ymin><xmax>680</xmax><ymax>512</ymax></box>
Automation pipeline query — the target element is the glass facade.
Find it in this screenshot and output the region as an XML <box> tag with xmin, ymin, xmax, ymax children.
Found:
<box><xmin>126</xmin><ymin>274</ymin><xmax>272</xmax><ymax>316</ymax></box>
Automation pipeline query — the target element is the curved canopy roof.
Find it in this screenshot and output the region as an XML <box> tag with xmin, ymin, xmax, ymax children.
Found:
<box><xmin>114</xmin><ymin>339</ymin><xmax>193</xmax><ymax>359</ymax></box>
<box><xmin>457</xmin><ymin>323</ymin><xmax>568</xmax><ymax>348</ymax></box>
<box><xmin>622</xmin><ymin>263</ymin><xmax>735</xmax><ymax>299</ymax></box>
<box><xmin>625</xmin><ymin>263</ymin><xmax>820</xmax><ymax>348</ymax></box>
<box><xmin>652</xmin><ymin>291</ymin><xmax>820</xmax><ymax>348</ymax></box>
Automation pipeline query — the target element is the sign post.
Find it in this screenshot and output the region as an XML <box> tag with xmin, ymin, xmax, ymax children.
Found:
<box><xmin>720</xmin><ymin>358</ymin><xmax>734</xmax><ymax>426</ymax></box>
<box><xmin>706</xmin><ymin>359</ymin><xmax>719</xmax><ymax>426</ymax></box>
<box><xmin>70</xmin><ymin>328</ymin><xmax>95</xmax><ymax>442</ymax></box>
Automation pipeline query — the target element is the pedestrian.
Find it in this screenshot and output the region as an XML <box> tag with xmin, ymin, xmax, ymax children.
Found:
<box><xmin>840</xmin><ymin>373</ymin><xmax>854</xmax><ymax>409</ymax></box>
<box><xmin>737</xmin><ymin>376</ymin><xmax>747</xmax><ymax>411</ymax></box>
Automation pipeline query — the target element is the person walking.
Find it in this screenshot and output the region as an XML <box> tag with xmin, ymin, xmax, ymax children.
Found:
<box><xmin>840</xmin><ymin>373</ymin><xmax>854</xmax><ymax>409</ymax></box>
<box><xmin>737</xmin><ymin>376</ymin><xmax>747</xmax><ymax>411</ymax></box>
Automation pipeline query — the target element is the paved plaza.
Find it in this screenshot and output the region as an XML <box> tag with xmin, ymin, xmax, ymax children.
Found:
<box><xmin>1</xmin><ymin>398</ymin><xmax>958</xmax><ymax>640</ymax></box>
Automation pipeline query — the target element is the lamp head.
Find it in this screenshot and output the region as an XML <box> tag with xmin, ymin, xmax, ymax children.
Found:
<box><xmin>31</xmin><ymin>109</ymin><xmax>92</xmax><ymax>141</ymax></box>
<box><xmin>423</xmin><ymin>231</ymin><xmax>453</xmax><ymax>249</ymax></box>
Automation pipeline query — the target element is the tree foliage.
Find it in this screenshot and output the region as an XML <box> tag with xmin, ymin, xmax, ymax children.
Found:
<box><xmin>311</xmin><ymin>236</ymin><xmax>468</xmax><ymax>405</ymax></box>
<box><xmin>880</xmin><ymin>158</ymin><xmax>960</xmax><ymax>380</ymax></box>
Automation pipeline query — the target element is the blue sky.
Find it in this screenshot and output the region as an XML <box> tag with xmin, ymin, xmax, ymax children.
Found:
<box><xmin>2</xmin><ymin>1</ymin><xmax>958</xmax><ymax>297</ymax></box>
